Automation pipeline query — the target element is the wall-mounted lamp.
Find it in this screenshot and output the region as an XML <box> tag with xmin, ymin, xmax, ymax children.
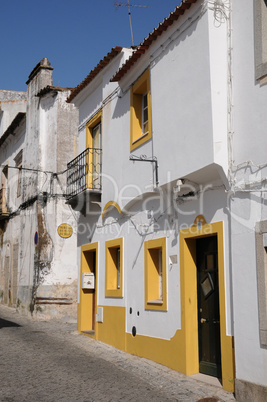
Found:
<box><xmin>173</xmin><ymin>179</ymin><xmax>185</xmax><ymax>194</ymax></box>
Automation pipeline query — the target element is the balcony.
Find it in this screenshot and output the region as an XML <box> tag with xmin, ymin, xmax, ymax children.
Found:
<box><xmin>66</xmin><ymin>148</ymin><xmax>102</xmax><ymax>213</ymax></box>
<box><xmin>0</xmin><ymin>187</ymin><xmax>9</xmax><ymax>219</ymax></box>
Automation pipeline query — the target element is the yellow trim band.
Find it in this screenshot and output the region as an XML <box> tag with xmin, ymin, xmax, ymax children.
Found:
<box><xmin>102</xmin><ymin>201</ymin><xmax>122</xmax><ymax>218</ymax></box>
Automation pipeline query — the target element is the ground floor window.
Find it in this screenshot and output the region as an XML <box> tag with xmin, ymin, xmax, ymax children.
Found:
<box><xmin>105</xmin><ymin>238</ymin><xmax>123</xmax><ymax>298</ymax></box>
<box><xmin>144</xmin><ymin>237</ymin><xmax>167</xmax><ymax>311</ymax></box>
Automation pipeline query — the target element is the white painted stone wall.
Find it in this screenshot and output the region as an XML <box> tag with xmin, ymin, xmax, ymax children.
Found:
<box><xmin>0</xmin><ymin>61</ymin><xmax>78</xmax><ymax>321</ymax></box>
<box><xmin>74</xmin><ymin>4</ymin><xmax>231</xmax><ymax>337</ymax></box>
<box><xmin>0</xmin><ymin>91</ymin><xmax>27</xmax><ymax>134</ymax></box>
<box><xmin>73</xmin><ymin>0</ymin><xmax>267</xmax><ymax>393</ymax></box>
<box><xmin>230</xmin><ymin>0</ymin><xmax>267</xmax><ymax>389</ymax></box>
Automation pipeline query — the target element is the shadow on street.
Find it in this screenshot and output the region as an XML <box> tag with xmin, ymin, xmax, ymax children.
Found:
<box><xmin>0</xmin><ymin>317</ymin><xmax>21</xmax><ymax>329</ymax></box>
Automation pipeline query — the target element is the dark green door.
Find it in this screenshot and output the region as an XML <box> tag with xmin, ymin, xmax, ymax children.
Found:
<box><xmin>196</xmin><ymin>236</ymin><xmax>221</xmax><ymax>378</ymax></box>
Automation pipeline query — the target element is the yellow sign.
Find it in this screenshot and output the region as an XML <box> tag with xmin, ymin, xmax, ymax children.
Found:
<box><xmin>57</xmin><ymin>224</ymin><xmax>73</xmax><ymax>239</ymax></box>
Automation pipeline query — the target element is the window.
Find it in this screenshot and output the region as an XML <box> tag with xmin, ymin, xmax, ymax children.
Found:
<box><xmin>142</xmin><ymin>93</ymin><xmax>149</xmax><ymax>135</ymax></box>
<box><xmin>0</xmin><ymin>165</ymin><xmax>8</xmax><ymax>214</ymax></box>
<box><xmin>256</xmin><ymin>220</ymin><xmax>267</xmax><ymax>346</ymax></box>
<box><xmin>130</xmin><ymin>69</ymin><xmax>152</xmax><ymax>151</ymax></box>
<box><xmin>105</xmin><ymin>238</ymin><xmax>123</xmax><ymax>298</ymax></box>
<box><xmin>86</xmin><ymin>110</ymin><xmax>102</xmax><ymax>190</ymax></box>
<box><xmin>14</xmin><ymin>150</ymin><xmax>23</xmax><ymax>198</ymax></box>
<box><xmin>255</xmin><ymin>0</ymin><xmax>267</xmax><ymax>81</ymax></box>
<box><xmin>144</xmin><ymin>237</ymin><xmax>167</xmax><ymax>311</ymax></box>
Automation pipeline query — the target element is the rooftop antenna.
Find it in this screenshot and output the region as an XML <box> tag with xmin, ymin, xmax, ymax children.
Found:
<box><xmin>115</xmin><ymin>0</ymin><xmax>148</xmax><ymax>46</ymax></box>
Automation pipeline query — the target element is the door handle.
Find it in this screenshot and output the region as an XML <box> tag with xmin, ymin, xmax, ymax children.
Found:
<box><xmin>200</xmin><ymin>318</ymin><xmax>209</xmax><ymax>324</ymax></box>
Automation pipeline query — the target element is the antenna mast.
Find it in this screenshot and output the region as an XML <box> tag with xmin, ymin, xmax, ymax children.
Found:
<box><xmin>115</xmin><ymin>0</ymin><xmax>148</xmax><ymax>46</ymax></box>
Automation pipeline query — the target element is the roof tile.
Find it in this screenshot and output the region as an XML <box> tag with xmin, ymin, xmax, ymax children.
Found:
<box><xmin>67</xmin><ymin>46</ymin><xmax>123</xmax><ymax>103</ymax></box>
<box><xmin>110</xmin><ymin>0</ymin><xmax>198</xmax><ymax>82</ymax></box>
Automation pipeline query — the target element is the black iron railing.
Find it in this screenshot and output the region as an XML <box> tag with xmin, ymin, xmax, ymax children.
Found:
<box><xmin>66</xmin><ymin>148</ymin><xmax>102</xmax><ymax>199</ymax></box>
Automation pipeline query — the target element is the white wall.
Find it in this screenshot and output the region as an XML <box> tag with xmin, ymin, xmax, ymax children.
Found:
<box><xmin>0</xmin><ymin>64</ymin><xmax>78</xmax><ymax>320</ymax></box>
<box><xmin>74</xmin><ymin>2</ymin><xmax>232</xmax><ymax>340</ymax></box>
<box><xmin>230</xmin><ymin>0</ymin><xmax>267</xmax><ymax>388</ymax></box>
<box><xmin>0</xmin><ymin>91</ymin><xmax>27</xmax><ymax>134</ymax></box>
<box><xmin>74</xmin><ymin>0</ymin><xmax>267</xmax><ymax>389</ymax></box>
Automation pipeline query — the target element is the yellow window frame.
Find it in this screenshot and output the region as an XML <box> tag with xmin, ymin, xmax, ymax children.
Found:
<box><xmin>105</xmin><ymin>238</ymin><xmax>123</xmax><ymax>298</ymax></box>
<box><xmin>130</xmin><ymin>69</ymin><xmax>152</xmax><ymax>151</ymax></box>
<box><xmin>144</xmin><ymin>237</ymin><xmax>167</xmax><ymax>311</ymax></box>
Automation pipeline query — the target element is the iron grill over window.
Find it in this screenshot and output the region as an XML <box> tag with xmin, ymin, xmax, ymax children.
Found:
<box><xmin>66</xmin><ymin>147</ymin><xmax>102</xmax><ymax>199</ymax></box>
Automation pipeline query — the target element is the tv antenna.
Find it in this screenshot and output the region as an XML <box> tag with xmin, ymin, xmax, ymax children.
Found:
<box><xmin>115</xmin><ymin>0</ymin><xmax>148</xmax><ymax>46</ymax></box>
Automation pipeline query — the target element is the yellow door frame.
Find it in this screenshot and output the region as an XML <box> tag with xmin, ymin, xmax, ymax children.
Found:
<box><xmin>78</xmin><ymin>242</ymin><xmax>98</xmax><ymax>338</ymax></box>
<box><xmin>179</xmin><ymin>218</ymin><xmax>235</xmax><ymax>392</ymax></box>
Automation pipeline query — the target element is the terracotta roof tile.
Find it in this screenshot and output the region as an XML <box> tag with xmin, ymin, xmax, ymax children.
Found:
<box><xmin>67</xmin><ymin>46</ymin><xmax>123</xmax><ymax>103</ymax></box>
<box><xmin>110</xmin><ymin>0</ymin><xmax>198</xmax><ymax>82</ymax></box>
<box><xmin>36</xmin><ymin>86</ymin><xmax>73</xmax><ymax>98</ymax></box>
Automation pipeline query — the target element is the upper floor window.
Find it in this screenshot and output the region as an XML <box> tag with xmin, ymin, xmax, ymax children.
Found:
<box><xmin>0</xmin><ymin>165</ymin><xmax>8</xmax><ymax>215</ymax></box>
<box><xmin>130</xmin><ymin>69</ymin><xmax>152</xmax><ymax>151</ymax></box>
<box><xmin>14</xmin><ymin>150</ymin><xmax>23</xmax><ymax>198</ymax></box>
<box><xmin>255</xmin><ymin>0</ymin><xmax>267</xmax><ymax>81</ymax></box>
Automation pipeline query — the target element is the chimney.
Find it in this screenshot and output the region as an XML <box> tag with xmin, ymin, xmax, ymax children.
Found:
<box><xmin>26</xmin><ymin>58</ymin><xmax>53</xmax><ymax>92</ymax></box>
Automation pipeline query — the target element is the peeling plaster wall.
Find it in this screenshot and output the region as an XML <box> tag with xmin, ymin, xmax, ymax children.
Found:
<box><xmin>0</xmin><ymin>90</ymin><xmax>27</xmax><ymax>134</ymax></box>
<box><xmin>0</xmin><ymin>216</ymin><xmax>21</xmax><ymax>307</ymax></box>
<box><xmin>0</xmin><ymin>116</ymin><xmax>26</xmax><ymax>307</ymax></box>
<box><xmin>30</xmin><ymin>85</ymin><xmax>79</xmax><ymax>320</ymax></box>
<box><xmin>0</xmin><ymin>60</ymin><xmax>78</xmax><ymax>321</ymax></box>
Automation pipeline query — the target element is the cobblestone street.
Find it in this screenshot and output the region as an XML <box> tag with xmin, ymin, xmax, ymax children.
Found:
<box><xmin>0</xmin><ymin>305</ymin><xmax>235</xmax><ymax>402</ymax></box>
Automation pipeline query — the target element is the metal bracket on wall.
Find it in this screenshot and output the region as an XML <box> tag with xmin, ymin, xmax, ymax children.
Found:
<box><xmin>129</xmin><ymin>155</ymin><xmax>159</xmax><ymax>186</ymax></box>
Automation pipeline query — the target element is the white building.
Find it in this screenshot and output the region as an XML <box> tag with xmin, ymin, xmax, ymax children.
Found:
<box><xmin>66</xmin><ymin>1</ymin><xmax>267</xmax><ymax>399</ymax></box>
<box><xmin>0</xmin><ymin>58</ymin><xmax>78</xmax><ymax>321</ymax></box>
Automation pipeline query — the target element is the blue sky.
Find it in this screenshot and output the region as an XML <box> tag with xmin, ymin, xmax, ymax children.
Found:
<box><xmin>0</xmin><ymin>0</ymin><xmax>182</xmax><ymax>92</ymax></box>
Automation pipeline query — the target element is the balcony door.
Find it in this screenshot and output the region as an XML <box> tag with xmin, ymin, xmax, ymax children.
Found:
<box><xmin>91</xmin><ymin>122</ymin><xmax>101</xmax><ymax>190</ymax></box>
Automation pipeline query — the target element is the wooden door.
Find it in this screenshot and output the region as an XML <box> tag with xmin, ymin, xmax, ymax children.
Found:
<box><xmin>196</xmin><ymin>236</ymin><xmax>221</xmax><ymax>378</ymax></box>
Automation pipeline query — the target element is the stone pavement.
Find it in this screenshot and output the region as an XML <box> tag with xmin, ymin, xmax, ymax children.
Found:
<box><xmin>0</xmin><ymin>305</ymin><xmax>235</xmax><ymax>402</ymax></box>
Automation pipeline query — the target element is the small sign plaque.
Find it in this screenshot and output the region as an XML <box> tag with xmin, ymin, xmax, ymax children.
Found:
<box><xmin>57</xmin><ymin>224</ymin><xmax>73</xmax><ymax>239</ymax></box>
<box><xmin>34</xmin><ymin>232</ymin><xmax>38</xmax><ymax>245</ymax></box>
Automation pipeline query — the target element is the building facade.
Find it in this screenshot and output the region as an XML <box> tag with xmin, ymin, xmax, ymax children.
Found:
<box><xmin>0</xmin><ymin>58</ymin><xmax>78</xmax><ymax>321</ymax></box>
<box><xmin>66</xmin><ymin>0</ymin><xmax>267</xmax><ymax>399</ymax></box>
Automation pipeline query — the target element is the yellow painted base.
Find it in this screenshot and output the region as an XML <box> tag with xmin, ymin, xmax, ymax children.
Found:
<box><xmin>126</xmin><ymin>331</ymin><xmax>234</xmax><ymax>393</ymax></box>
<box><xmin>78</xmin><ymin>302</ymin><xmax>234</xmax><ymax>393</ymax></box>
<box><xmin>96</xmin><ymin>306</ymin><xmax>126</xmax><ymax>351</ymax></box>
<box><xmin>126</xmin><ymin>329</ymin><xmax>187</xmax><ymax>374</ymax></box>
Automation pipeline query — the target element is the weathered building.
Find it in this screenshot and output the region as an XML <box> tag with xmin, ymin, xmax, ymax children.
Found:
<box><xmin>66</xmin><ymin>0</ymin><xmax>267</xmax><ymax>400</ymax></box>
<box><xmin>0</xmin><ymin>58</ymin><xmax>78</xmax><ymax>321</ymax></box>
